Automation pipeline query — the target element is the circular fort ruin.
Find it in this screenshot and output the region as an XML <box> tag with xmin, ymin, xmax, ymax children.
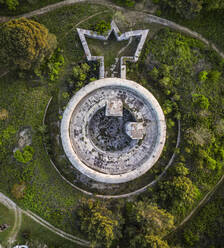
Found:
<box><xmin>61</xmin><ymin>78</ymin><xmax>166</xmax><ymax>184</ymax></box>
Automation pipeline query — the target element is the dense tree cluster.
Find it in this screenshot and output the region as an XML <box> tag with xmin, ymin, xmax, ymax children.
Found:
<box><xmin>77</xmin><ymin>198</ymin><xmax>123</xmax><ymax>248</ymax></box>
<box><xmin>125</xmin><ymin>201</ymin><xmax>174</xmax><ymax>248</ymax></box>
<box><xmin>0</xmin><ymin>18</ymin><xmax>57</xmax><ymax>72</ymax></box>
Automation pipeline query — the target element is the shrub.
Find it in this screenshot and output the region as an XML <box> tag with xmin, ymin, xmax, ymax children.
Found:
<box><xmin>0</xmin><ymin>108</ymin><xmax>9</xmax><ymax>120</ymax></box>
<box><xmin>11</xmin><ymin>182</ymin><xmax>26</xmax><ymax>199</ymax></box>
<box><xmin>14</xmin><ymin>145</ymin><xmax>34</xmax><ymax>164</ymax></box>
<box><xmin>0</xmin><ymin>0</ymin><xmax>19</xmax><ymax>10</ymax></box>
<box><xmin>94</xmin><ymin>20</ymin><xmax>111</xmax><ymax>35</ymax></box>
<box><xmin>149</xmin><ymin>67</ymin><xmax>159</xmax><ymax>80</ymax></box>
<box><xmin>192</xmin><ymin>94</ymin><xmax>210</xmax><ymax>110</ymax></box>
<box><xmin>113</xmin><ymin>0</ymin><xmax>135</xmax><ymax>7</ymax></box>
<box><xmin>45</xmin><ymin>48</ymin><xmax>64</xmax><ymax>81</ymax></box>
<box><xmin>208</xmin><ymin>70</ymin><xmax>221</xmax><ymax>83</ymax></box>
<box><xmin>198</xmin><ymin>70</ymin><xmax>208</xmax><ymax>82</ymax></box>
<box><xmin>163</xmin><ymin>100</ymin><xmax>174</xmax><ymax>115</ymax></box>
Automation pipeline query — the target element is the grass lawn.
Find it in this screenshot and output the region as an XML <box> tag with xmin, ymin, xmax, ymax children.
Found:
<box><xmin>87</xmin><ymin>35</ymin><xmax>129</xmax><ymax>68</ymax></box>
<box><xmin>160</xmin><ymin>9</ymin><xmax>224</xmax><ymax>52</ymax></box>
<box><xmin>0</xmin><ymin>0</ymin><xmax>63</xmax><ymax>16</ymax></box>
<box><xmin>0</xmin><ymin>3</ymin><xmax>117</xmax><ymax>239</ymax></box>
<box><xmin>0</xmin><ymin>2</ymin><xmax>224</xmax><ymax>246</ymax></box>
<box><xmin>0</xmin><ymin>203</ymin><xmax>15</xmax><ymax>246</ymax></box>
<box><xmin>15</xmin><ymin>213</ymin><xmax>83</xmax><ymax>248</ymax></box>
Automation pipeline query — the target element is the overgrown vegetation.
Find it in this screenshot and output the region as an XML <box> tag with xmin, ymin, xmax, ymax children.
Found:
<box><xmin>0</xmin><ymin>2</ymin><xmax>224</xmax><ymax>248</ymax></box>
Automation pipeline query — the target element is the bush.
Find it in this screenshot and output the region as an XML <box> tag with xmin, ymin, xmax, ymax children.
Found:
<box><xmin>0</xmin><ymin>108</ymin><xmax>9</xmax><ymax>120</ymax></box>
<box><xmin>94</xmin><ymin>20</ymin><xmax>111</xmax><ymax>35</ymax></box>
<box><xmin>208</xmin><ymin>70</ymin><xmax>221</xmax><ymax>83</ymax></box>
<box><xmin>198</xmin><ymin>70</ymin><xmax>208</xmax><ymax>82</ymax></box>
<box><xmin>14</xmin><ymin>145</ymin><xmax>34</xmax><ymax>164</ymax></box>
<box><xmin>192</xmin><ymin>94</ymin><xmax>210</xmax><ymax>110</ymax></box>
<box><xmin>11</xmin><ymin>182</ymin><xmax>26</xmax><ymax>199</ymax></box>
<box><xmin>113</xmin><ymin>0</ymin><xmax>135</xmax><ymax>7</ymax></box>
<box><xmin>0</xmin><ymin>0</ymin><xmax>19</xmax><ymax>10</ymax></box>
<box><xmin>45</xmin><ymin>48</ymin><xmax>64</xmax><ymax>81</ymax></box>
<box><xmin>149</xmin><ymin>67</ymin><xmax>159</xmax><ymax>80</ymax></box>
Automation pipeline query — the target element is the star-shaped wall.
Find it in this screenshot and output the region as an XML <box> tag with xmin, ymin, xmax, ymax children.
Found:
<box><xmin>77</xmin><ymin>21</ymin><xmax>149</xmax><ymax>79</ymax></box>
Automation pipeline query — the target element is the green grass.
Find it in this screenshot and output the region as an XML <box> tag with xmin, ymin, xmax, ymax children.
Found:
<box><xmin>87</xmin><ymin>35</ymin><xmax>129</xmax><ymax>67</ymax></box>
<box><xmin>0</xmin><ymin>0</ymin><xmax>63</xmax><ymax>16</ymax></box>
<box><xmin>0</xmin><ymin>73</ymin><xmax>83</xmax><ymax>236</ymax></box>
<box><xmin>15</xmin><ymin>213</ymin><xmax>84</xmax><ymax>248</ymax></box>
<box><xmin>1</xmin><ymin>3</ymin><xmax>224</xmax><ymax>247</ymax></box>
<box><xmin>0</xmin><ymin>203</ymin><xmax>15</xmax><ymax>245</ymax></box>
<box><xmin>161</xmin><ymin>9</ymin><xmax>224</xmax><ymax>52</ymax></box>
<box><xmin>0</xmin><ymin>3</ymin><xmax>116</xmax><ymax>239</ymax></box>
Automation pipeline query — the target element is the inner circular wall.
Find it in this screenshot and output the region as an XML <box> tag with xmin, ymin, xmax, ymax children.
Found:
<box><xmin>89</xmin><ymin>107</ymin><xmax>136</xmax><ymax>152</ymax></box>
<box><xmin>61</xmin><ymin>78</ymin><xmax>166</xmax><ymax>184</ymax></box>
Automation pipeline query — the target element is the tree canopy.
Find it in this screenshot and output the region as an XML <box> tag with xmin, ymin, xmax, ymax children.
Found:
<box><xmin>77</xmin><ymin>198</ymin><xmax>123</xmax><ymax>248</ymax></box>
<box><xmin>125</xmin><ymin>201</ymin><xmax>174</xmax><ymax>248</ymax></box>
<box><xmin>0</xmin><ymin>18</ymin><xmax>57</xmax><ymax>71</ymax></box>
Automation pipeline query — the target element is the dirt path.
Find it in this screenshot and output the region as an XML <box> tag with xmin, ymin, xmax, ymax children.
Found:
<box><xmin>0</xmin><ymin>193</ymin><xmax>22</xmax><ymax>246</ymax></box>
<box><xmin>0</xmin><ymin>193</ymin><xmax>90</xmax><ymax>247</ymax></box>
<box><xmin>22</xmin><ymin>210</ymin><xmax>90</xmax><ymax>246</ymax></box>
<box><xmin>7</xmin><ymin>207</ymin><xmax>22</xmax><ymax>246</ymax></box>
<box><xmin>178</xmin><ymin>174</ymin><xmax>224</xmax><ymax>228</ymax></box>
<box><xmin>0</xmin><ymin>0</ymin><xmax>223</xmax><ymax>60</ymax></box>
<box><xmin>0</xmin><ymin>0</ymin><xmax>224</xmax><ymax>241</ymax></box>
<box><xmin>0</xmin><ymin>71</ymin><xmax>9</xmax><ymax>79</ymax></box>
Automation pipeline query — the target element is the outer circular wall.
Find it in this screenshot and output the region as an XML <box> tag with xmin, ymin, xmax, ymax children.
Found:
<box><xmin>61</xmin><ymin>78</ymin><xmax>166</xmax><ymax>184</ymax></box>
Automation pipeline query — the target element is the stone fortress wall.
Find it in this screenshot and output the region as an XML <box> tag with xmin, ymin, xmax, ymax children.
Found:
<box><xmin>77</xmin><ymin>21</ymin><xmax>149</xmax><ymax>79</ymax></box>
<box><xmin>61</xmin><ymin>78</ymin><xmax>166</xmax><ymax>184</ymax></box>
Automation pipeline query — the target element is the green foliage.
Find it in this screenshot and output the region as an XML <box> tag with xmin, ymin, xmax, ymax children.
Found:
<box><xmin>174</xmin><ymin>162</ymin><xmax>189</xmax><ymax>176</ymax></box>
<box><xmin>208</xmin><ymin>70</ymin><xmax>221</xmax><ymax>83</ymax></box>
<box><xmin>198</xmin><ymin>70</ymin><xmax>208</xmax><ymax>82</ymax></box>
<box><xmin>78</xmin><ymin>198</ymin><xmax>123</xmax><ymax>248</ymax></box>
<box><xmin>73</xmin><ymin>63</ymin><xmax>90</xmax><ymax>81</ymax></box>
<box><xmin>0</xmin><ymin>125</ymin><xmax>16</xmax><ymax>143</ymax></box>
<box><xmin>94</xmin><ymin>20</ymin><xmax>111</xmax><ymax>35</ymax></box>
<box><xmin>0</xmin><ymin>0</ymin><xmax>19</xmax><ymax>10</ymax></box>
<box><xmin>159</xmin><ymin>176</ymin><xmax>201</xmax><ymax>216</ymax></box>
<box><xmin>162</xmin><ymin>100</ymin><xmax>177</xmax><ymax>115</ymax></box>
<box><xmin>126</xmin><ymin>201</ymin><xmax>174</xmax><ymax>248</ymax></box>
<box><xmin>0</xmin><ymin>108</ymin><xmax>9</xmax><ymax>120</ymax></box>
<box><xmin>149</xmin><ymin>67</ymin><xmax>159</xmax><ymax>80</ymax></box>
<box><xmin>112</xmin><ymin>0</ymin><xmax>135</xmax><ymax>7</ymax></box>
<box><xmin>70</xmin><ymin>62</ymin><xmax>93</xmax><ymax>91</ymax></box>
<box><xmin>186</xmin><ymin>126</ymin><xmax>214</xmax><ymax>146</ymax></box>
<box><xmin>159</xmin><ymin>0</ymin><xmax>224</xmax><ymax>18</ymax></box>
<box><xmin>0</xmin><ymin>125</ymin><xmax>16</xmax><ymax>160</ymax></box>
<box><xmin>146</xmin><ymin>235</ymin><xmax>170</xmax><ymax>248</ymax></box>
<box><xmin>160</xmin><ymin>0</ymin><xmax>203</xmax><ymax>18</ymax></box>
<box><xmin>192</xmin><ymin>94</ymin><xmax>210</xmax><ymax>110</ymax></box>
<box><xmin>0</xmin><ymin>18</ymin><xmax>57</xmax><ymax>71</ymax></box>
<box><xmin>14</xmin><ymin>145</ymin><xmax>34</xmax><ymax>164</ymax></box>
<box><xmin>178</xmin><ymin>190</ymin><xmax>224</xmax><ymax>248</ymax></box>
<box><xmin>45</xmin><ymin>48</ymin><xmax>64</xmax><ymax>81</ymax></box>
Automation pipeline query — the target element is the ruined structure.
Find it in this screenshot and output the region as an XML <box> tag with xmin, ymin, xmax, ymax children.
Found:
<box><xmin>60</xmin><ymin>21</ymin><xmax>166</xmax><ymax>184</ymax></box>
<box><xmin>61</xmin><ymin>78</ymin><xmax>166</xmax><ymax>183</ymax></box>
